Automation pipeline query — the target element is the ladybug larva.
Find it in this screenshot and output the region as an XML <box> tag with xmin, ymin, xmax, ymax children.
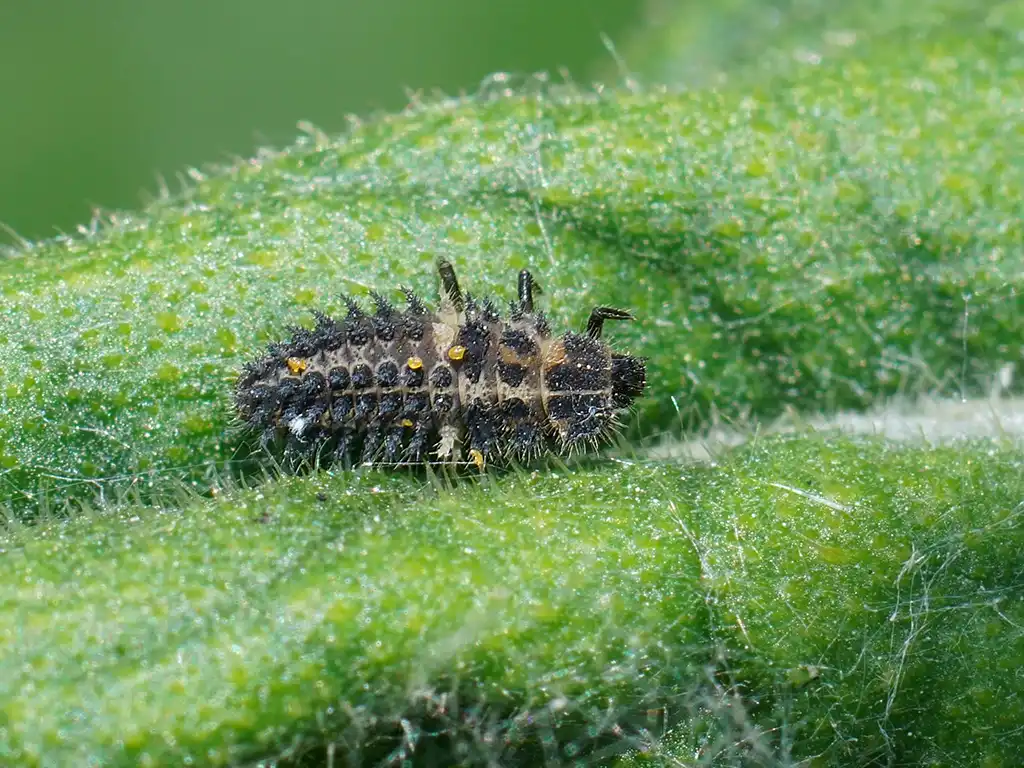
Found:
<box><xmin>234</xmin><ymin>260</ymin><xmax>646</xmax><ymax>468</ymax></box>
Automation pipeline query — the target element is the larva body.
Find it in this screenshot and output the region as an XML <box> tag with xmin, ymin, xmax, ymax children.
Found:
<box><xmin>234</xmin><ymin>260</ymin><xmax>646</xmax><ymax>467</ymax></box>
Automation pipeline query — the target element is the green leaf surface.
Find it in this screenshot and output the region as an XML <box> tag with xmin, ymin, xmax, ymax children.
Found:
<box><xmin>1</xmin><ymin>0</ymin><xmax>1022</xmax><ymax>514</ymax></box>
<box><xmin>1</xmin><ymin>0</ymin><xmax>1023</xmax><ymax>765</ymax></box>
<box><xmin>1</xmin><ymin>437</ymin><xmax>1021</xmax><ymax>765</ymax></box>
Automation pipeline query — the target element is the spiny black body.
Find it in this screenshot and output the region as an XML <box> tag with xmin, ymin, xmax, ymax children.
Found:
<box><xmin>234</xmin><ymin>261</ymin><xmax>646</xmax><ymax>468</ymax></box>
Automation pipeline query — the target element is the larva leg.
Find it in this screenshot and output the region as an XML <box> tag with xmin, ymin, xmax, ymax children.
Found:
<box><xmin>333</xmin><ymin>425</ymin><xmax>355</xmax><ymax>469</ymax></box>
<box><xmin>384</xmin><ymin>425</ymin><xmax>404</xmax><ymax>462</ymax></box>
<box><xmin>360</xmin><ymin>421</ymin><xmax>385</xmax><ymax>464</ymax></box>
<box><xmin>406</xmin><ymin>419</ymin><xmax>432</xmax><ymax>462</ymax></box>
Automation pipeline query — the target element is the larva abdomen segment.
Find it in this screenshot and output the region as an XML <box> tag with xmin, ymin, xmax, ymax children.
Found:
<box><xmin>234</xmin><ymin>261</ymin><xmax>646</xmax><ymax>468</ymax></box>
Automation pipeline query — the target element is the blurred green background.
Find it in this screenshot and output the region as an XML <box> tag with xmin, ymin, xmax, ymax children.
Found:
<box><xmin>0</xmin><ymin>0</ymin><xmax>646</xmax><ymax>245</ymax></box>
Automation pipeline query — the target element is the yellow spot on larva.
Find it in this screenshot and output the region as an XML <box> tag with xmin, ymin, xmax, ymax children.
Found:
<box><xmin>448</xmin><ymin>346</ymin><xmax>466</xmax><ymax>362</ymax></box>
<box><xmin>401</xmin><ymin>419</ymin><xmax>414</xmax><ymax>428</ymax></box>
<box><xmin>469</xmin><ymin>449</ymin><xmax>485</xmax><ymax>470</ymax></box>
<box><xmin>286</xmin><ymin>358</ymin><xmax>307</xmax><ymax>374</ymax></box>
<box><xmin>406</xmin><ymin>356</ymin><xmax>423</xmax><ymax>370</ymax></box>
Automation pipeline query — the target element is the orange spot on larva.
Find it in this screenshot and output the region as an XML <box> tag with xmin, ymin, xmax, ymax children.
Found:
<box><xmin>448</xmin><ymin>346</ymin><xmax>466</xmax><ymax>361</ymax></box>
<box><xmin>286</xmin><ymin>358</ymin><xmax>307</xmax><ymax>374</ymax></box>
<box><xmin>543</xmin><ymin>341</ymin><xmax>567</xmax><ymax>370</ymax></box>
<box><xmin>469</xmin><ymin>449</ymin><xmax>485</xmax><ymax>469</ymax></box>
<box><xmin>406</xmin><ymin>356</ymin><xmax>423</xmax><ymax>370</ymax></box>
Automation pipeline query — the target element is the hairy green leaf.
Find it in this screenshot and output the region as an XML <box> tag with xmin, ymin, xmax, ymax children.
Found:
<box><xmin>1</xmin><ymin>437</ymin><xmax>1021</xmax><ymax>765</ymax></box>
<box><xmin>1</xmin><ymin>0</ymin><xmax>1022</xmax><ymax>765</ymax></box>
<box><xmin>1</xmin><ymin>0</ymin><xmax>1022</xmax><ymax>514</ymax></box>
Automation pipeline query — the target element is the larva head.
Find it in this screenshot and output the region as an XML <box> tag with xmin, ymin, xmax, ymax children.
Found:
<box><xmin>611</xmin><ymin>353</ymin><xmax>647</xmax><ymax>408</ymax></box>
<box><xmin>543</xmin><ymin>331</ymin><xmax>647</xmax><ymax>447</ymax></box>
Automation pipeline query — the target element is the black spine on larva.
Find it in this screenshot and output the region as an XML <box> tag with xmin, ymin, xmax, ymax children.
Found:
<box><xmin>344</xmin><ymin>298</ymin><xmax>372</xmax><ymax>347</ymax></box>
<box><xmin>370</xmin><ymin>292</ymin><xmax>397</xmax><ymax>342</ymax></box>
<box><xmin>402</xmin><ymin>288</ymin><xmax>427</xmax><ymax>341</ymax></box>
<box><xmin>311</xmin><ymin>310</ymin><xmax>346</xmax><ymax>350</ymax></box>
<box><xmin>455</xmin><ymin>319</ymin><xmax>491</xmax><ymax>384</ymax></box>
<box><xmin>234</xmin><ymin>261</ymin><xmax>646</xmax><ymax>467</ymax></box>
